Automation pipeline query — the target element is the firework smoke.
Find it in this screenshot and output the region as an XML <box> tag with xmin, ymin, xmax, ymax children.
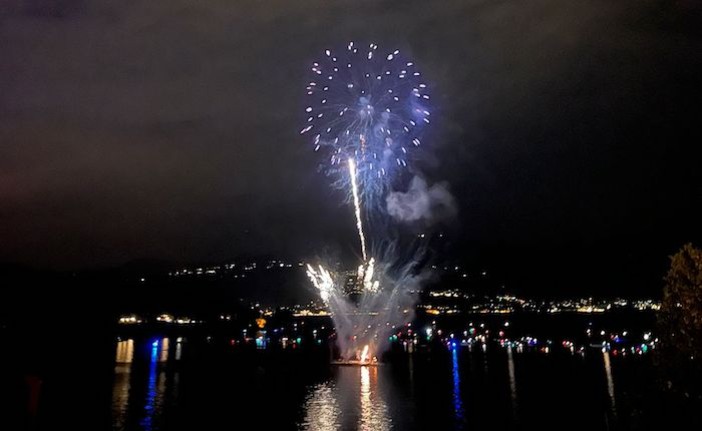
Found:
<box><xmin>386</xmin><ymin>176</ymin><xmax>457</xmax><ymax>223</ymax></box>
<box><xmin>306</xmin><ymin>246</ymin><xmax>428</xmax><ymax>361</ymax></box>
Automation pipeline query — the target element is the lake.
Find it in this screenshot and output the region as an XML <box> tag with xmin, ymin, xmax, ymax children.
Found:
<box><xmin>3</xmin><ymin>312</ymin><xmax>700</xmax><ymax>431</ymax></box>
<box><xmin>101</xmin><ymin>335</ymin><xmax>696</xmax><ymax>430</ymax></box>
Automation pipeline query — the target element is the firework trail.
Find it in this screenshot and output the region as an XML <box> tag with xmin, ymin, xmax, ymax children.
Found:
<box><xmin>348</xmin><ymin>158</ymin><xmax>368</xmax><ymax>261</ymax></box>
<box><xmin>301</xmin><ymin>43</ymin><xmax>435</xmax><ymax>362</ymax></box>
<box><xmin>301</xmin><ymin>42</ymin><xmax>431</xmax><ymax>209</ymax></box>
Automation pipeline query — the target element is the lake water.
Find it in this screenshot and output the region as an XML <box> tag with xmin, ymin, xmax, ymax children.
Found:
<box><xmin>101</xmin><ymin>336</ymin><xmax>697</xmax><ymax>430</ymax></box>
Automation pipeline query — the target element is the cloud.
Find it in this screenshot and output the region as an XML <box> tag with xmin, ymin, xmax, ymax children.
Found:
<box><xmin>386</xmin><ymin>176</ymin><xmax>457</xmax><ymax>223</ymax></box>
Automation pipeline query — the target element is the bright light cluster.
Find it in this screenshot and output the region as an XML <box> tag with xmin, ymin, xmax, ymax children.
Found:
<box><xmin>306</xmin><ymin>264</ymin><xmax>335</xmax><ymax>303</ymax></box>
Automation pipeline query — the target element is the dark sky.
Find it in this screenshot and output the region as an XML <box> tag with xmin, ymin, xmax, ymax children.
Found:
<box><xmin>1</xmin><ymin>0</ymin><xmax>701</xmax><ymax>294</ymax></box>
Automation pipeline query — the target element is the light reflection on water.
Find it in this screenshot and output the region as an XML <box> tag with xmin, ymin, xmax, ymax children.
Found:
<box><xmin>299</xmin><ymin>381</ymin><xmax>342</xmax><ymax>430</ymax></box>
<box><xmin>507</xmin><ymin>346</ymin><xmax>518</xmax><ymax>418</ymax></box>
<box><xmin>360</xmin><ymin>366</ymin><xmax>391</xmax><ymax>431</ymax></box>
<box><xmin>112</xmin><ymin>340</ymin><xmax>134</xmax><ymax>431</ymax></box>
<box><xmin>112</xmin><ymin>338</ymin><xmax>177</xmax><ymax>431</ymax></box>
<box><xmin>300</xmin><ymin>366</ymin><xmax>391</xmax><ymax>431</ymax></box>
<box><xmin>116</xmin><ymin>339</ymin><xmax>134</xmax><ymax>364</ymax></box>
<box><xmin>140</xmin><ymin>339</ymin><xmax>168</xmax><ymax>430</ymax></box>
<box><xmin>451</xmin><ymin>348</ymin><xmax>464</xmax><ymax>428</ymax></box>
<box><xmin>603</xmin><ymin>351</ymin><xmax>617</xmax><ymax>417</ymax></box>
<box><xmin>159</xmin><ymin>338</ymin><xmax>169</xmax><ymax>363</ymax></box>
<box><xmin>110</xmin><ymin>338</ymin><xmax>631</xmax><ymax>431</ymax></box>
<box><xmin>175</xmin><ymin>340</ymin><xmax>183</xmax><ymax>361</ymax></box>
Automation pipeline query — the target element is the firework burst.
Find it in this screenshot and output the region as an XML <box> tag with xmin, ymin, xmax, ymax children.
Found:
<box><xmin>301</xmin><ymin>42</ymin><xmax>431</xmax><ymax>208</ymax></box>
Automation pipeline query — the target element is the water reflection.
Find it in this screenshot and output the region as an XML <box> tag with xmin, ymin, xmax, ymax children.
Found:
<box><xmin>603</xmin><ymin>351</ymin><xmax>616</xmax><ymax>417</ymax></box>
<box><xmin>113</xmin><ymin>340</ymin><xmax>134</xmax><ymax>431</ymax></box>
<box><xmin>408</xmin><ymin>354</ymin><xmax>415</xmax><ymax>397</ymax></box>
<box><xmin>300</xmin><ymin>366</ymin><xmax>391</xmax><ymax>431</ymax></box>
<box><xmin>451</xmin><ymin>348</ymin><xmax>464</xmax><ymax>428</ymax></box>
<box><xmin>159</xmin><ymin>338</ymin><xmax>169</xmax><ymax>363</ymax></box>
<box><xmin>300</xmin><ymin>382</ymin><xmax>342</xmax><ymax>430</ymax></box>
<box><xmin>112</xmin><ymin>338</ymin><xmax>177</xmax><ymax>431</ymax></box>
<box><xmin>140</xmin><ymin>339</ymin><xmax>168</xmax><ymax>430</ymax></box>
<box><xmin>116</xmin><ymin>339</ymin><xmax>134</xmax><ymax>364</ymax></box>
<box><xmin>507</xmin><ymin>346</ymin><xmax>518</xmax><ymax>417</ymax></box>
<box><xmin>175</xmin><ymin>338</ymin><xmax>183</xmax><ymax>361</ymax></box>
<box><xmin>359</xmin><ymin>366</ymin><xmax>391</xmax><ymax>431</ymax></box>
<box><xmin>106</xmin><ymin>338</ymin><xmax>650</xmax><ymax>431</ymax></box>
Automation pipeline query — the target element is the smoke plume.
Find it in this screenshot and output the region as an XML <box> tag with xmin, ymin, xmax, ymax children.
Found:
<box><xmin>386</xmin><ymin>176</ymin><xmax>457</xmax><ymax>223</ymax></box>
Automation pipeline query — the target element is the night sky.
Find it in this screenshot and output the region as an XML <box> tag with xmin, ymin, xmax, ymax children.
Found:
<box><xmin>1</xmin><ymin>0</ymin><xmax>701</xmax><ymax>295</ymax></box>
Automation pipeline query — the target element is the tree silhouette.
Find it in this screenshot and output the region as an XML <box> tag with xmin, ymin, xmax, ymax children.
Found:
<box><xmin>658</xmin><ymin>243</ymin><xmax>702</xmax><ymax>396</ymax></box>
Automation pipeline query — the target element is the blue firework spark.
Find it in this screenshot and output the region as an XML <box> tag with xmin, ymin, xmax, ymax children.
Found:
<box><xmin>301</xmin><ymin>42</ymin><xmax>431</xmax><ymax>206</ymax></box>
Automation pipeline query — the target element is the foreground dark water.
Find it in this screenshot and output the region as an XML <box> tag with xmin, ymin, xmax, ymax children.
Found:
<box><xmin>3</xmin><ymin>330</ymin><xmax>701</xmax><ymax>430</ymax></box>
<box><xmin>105</xmin><ymin>337</ymin><xmax>694</xmax><ymax>430</ymax></box>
